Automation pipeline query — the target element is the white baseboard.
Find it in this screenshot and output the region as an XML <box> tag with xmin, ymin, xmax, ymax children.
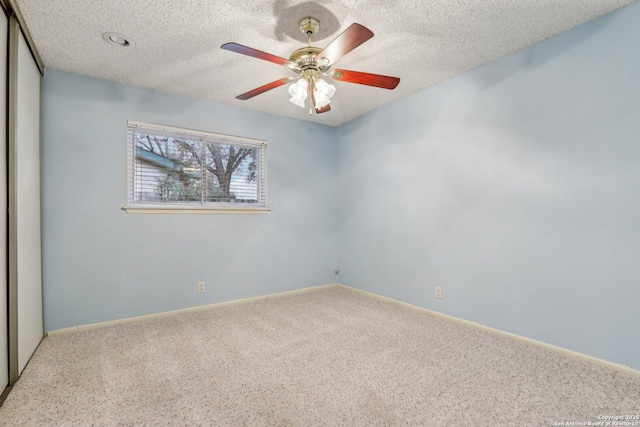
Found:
<box><xmin>337</xmin><ymin>284</ymin><xmax>640</xmax><ymax>377</ymax></box>
<box><xmin>46</xmin><ymin>284</ymin><xmax>338</xmax><ymax>336</ymax></box>
<box><xmin>46</xmin><ymin>282</ymin><xmax>639</xmax><ymax>377</ymax></box>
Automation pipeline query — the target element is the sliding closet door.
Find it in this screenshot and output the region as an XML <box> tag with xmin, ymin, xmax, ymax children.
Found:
<box><xmin>8</xmin><ymin>15</ymin><xmax>43</xmax><ymax>379</ymax></box>
<box><xmin>14</xmin><ymin>23</ymin><xmax>43</xmax><ymax>374</ymax></box>
<box><xmin>0</xmin><ymin>10</ymin><xmax>8</xmax><ymax>392</ymax></box>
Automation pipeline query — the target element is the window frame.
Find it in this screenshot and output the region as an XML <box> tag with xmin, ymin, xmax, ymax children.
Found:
<box><xmin>124</xmin><ymin>120</ymin><xmax>269</xmax><ymax>214</ymax></box>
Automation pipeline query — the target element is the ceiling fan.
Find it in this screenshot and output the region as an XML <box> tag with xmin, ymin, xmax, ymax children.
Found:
<box><xmin>221</xmin><ymin>17</ymin><xmax>400</xmax><ymax>115</ymax></box>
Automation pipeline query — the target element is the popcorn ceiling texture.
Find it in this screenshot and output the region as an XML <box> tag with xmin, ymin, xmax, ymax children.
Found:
<box><xmin>15</xmin><ymin>0</ymin><xmax>636</xmax><ymax>126</ymax></box>
<box><xmin>1</xmin><ymin>286</ymin><xmax>638</xmax><ymax>425</ymax></box>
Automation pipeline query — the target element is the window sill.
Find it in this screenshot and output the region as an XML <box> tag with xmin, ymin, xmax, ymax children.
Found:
<box><xmin>123</xmin><ymin>206</ymin><xmax>271</xmax><ymax>215</ymax></box>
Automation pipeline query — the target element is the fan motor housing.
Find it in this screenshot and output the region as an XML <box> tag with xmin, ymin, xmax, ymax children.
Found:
<box><xmin>289</xmin><ymin>47</ymin><xmax>329</xmax><ymax>75</ymax></box>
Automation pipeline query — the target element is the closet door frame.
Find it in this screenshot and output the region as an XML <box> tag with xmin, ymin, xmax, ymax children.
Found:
<box><xmin>7</xmin><ymin>14</ymin><xmax>19</xmax><ymax>387</ymax></box>
<box><xmin>0</xmin><ymin>3</ymin><xmax>8</xmax><ymax>404</ymax></box>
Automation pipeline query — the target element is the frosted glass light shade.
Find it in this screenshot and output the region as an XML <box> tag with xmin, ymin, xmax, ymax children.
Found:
<box><xmin>288</xmin><ymin>79</ymin><xmax>308</xmax><ymax>108</ymax></box>
<box><xmin>313</xmin><ymin>78</ymin><xmax>335</xmax><ymax>109</ymax></box>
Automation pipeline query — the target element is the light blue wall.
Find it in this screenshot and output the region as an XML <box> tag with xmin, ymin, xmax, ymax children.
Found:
<box><xmin>336</xmin><ymin>3</ymin><xmax>640</xmax><ymax>369</ymax></box>
<box><xmin>42</xmin><ymin>2</ymin><xmax>640</xmax><ymax>369</ymax></box>
<box><xmin>42</xmin><ymin>70</ymin><xmax>337</xmax><ymax>331</ymax></box>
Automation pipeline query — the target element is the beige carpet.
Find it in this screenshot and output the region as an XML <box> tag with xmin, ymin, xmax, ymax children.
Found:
<box><xmin>1</xmin><ymin>285</ymin><xmax>638</xmax><ymax>426</ymax></box>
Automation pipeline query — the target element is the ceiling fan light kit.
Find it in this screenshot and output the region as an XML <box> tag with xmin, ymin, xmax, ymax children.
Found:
<box><xmin>221</xmin><ymin>17</ymin><xmax>400</xmax><ymax>116</ymax></box>
<box><xmin>288</xmin><ymin>79</ymin><xmax>308</xmax><ymax>108</ymax></box>
<box><xmin>313</xmin><ymin>79</ymin><xmax>335</xmax><ymax>108</ymax></box>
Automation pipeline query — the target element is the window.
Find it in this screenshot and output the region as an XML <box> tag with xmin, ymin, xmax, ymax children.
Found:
<box><xmin>126</xmin><ymin>121</ymin><xmax>267</xmax><ymax>213</ymax></box>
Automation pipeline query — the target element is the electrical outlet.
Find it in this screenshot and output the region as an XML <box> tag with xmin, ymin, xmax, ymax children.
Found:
<box><xmin>435</xmin><ymin>287</ymin><xmax>442</xmax><ymax>299</ymax></box>
<box><xmin>198</xmin><ymin>282</ymin><xmax>206</xmax><ymax>293</ymax></box>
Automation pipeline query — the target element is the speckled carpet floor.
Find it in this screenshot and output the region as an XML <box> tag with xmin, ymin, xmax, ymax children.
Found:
<box><xmin>1</xmin><ymin>286</ymin><xmax>638</xmax><ymax>426</ymax></box>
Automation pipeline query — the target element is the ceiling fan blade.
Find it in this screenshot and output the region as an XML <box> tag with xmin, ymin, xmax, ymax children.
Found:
<box><xmin>236</xmin><ymin>77</ymin><xmax>295</xmax><ymax>100</ymax></box>
<box><xmin>316</xmin><ymin>104</ymin><xmax>331</xmax><ymax>114</ymax></box>
<box><xmin>308</xmin><ymin>82</ymin><xmax>331</xmax><ymax>114</ymax></box>
<box><xmin>331</xmin><ymin>69</ymin><xmax>400</xmax><ymax>90</ymax></box>
<box><xmin>317</xmin><ymin>23</ymin><xmax>374</xmax><ymax>66</ymax></box>
<box><xmin>221</xmin><ymin>43</ymin><xmax>297</xmax><ymax>68</ymax></box>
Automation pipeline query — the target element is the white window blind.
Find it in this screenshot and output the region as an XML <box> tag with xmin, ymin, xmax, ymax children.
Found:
<box><xmin>127</xmin><ymin>121</ymin><xmax>267</xmax><ymax>209</ymax></box>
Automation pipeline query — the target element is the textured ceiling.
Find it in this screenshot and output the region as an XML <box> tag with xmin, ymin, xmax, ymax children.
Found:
<box><xmin>16</xmin><ymin>0</ymin><xmax>635</xmax><ymax>127</ymax></box>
